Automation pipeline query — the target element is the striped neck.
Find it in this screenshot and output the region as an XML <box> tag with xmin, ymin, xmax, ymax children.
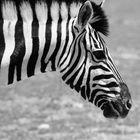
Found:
<box><xmin>0</xmin><ymin>0</ymin><xmax>80</xmax><ymax>85</ymax></box>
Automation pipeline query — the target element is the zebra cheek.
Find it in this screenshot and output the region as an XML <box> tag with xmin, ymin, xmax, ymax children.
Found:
<box><xmin>120</xmin><ymin>83</ymin><xmax>131</xmax><ymax>102</ymax></box>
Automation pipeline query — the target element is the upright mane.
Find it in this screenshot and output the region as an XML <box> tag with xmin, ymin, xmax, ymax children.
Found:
<box><xmin>0</xmin><ymin>0</ymin><xmax>109</xmax><ymax>36</ymax></box>
<box><xmin>89</xmin><ymin>1</ymin><xmax>109</xmax><ymax>36</ymax></box>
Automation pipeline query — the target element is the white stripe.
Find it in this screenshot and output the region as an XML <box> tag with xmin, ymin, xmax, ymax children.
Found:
<box><xmin>22</xmin><ymin>22</ymin><xmax>33</xmax><ymax>77</ymax></box>
<box><xmin>51</xmin><ymin>2</ymin><xmax>59</xmax><ymax>21</ymax></box>
<box><xmin>61</xmin><ymin>2</ymin><xmax>68</xmax><ymax>20</ymax></box>
<box><xmin>35</xmin><ymin>23</ymin><xmax>46</xmax><ymax>74</ymax></box>
<box><xmin>35</xmin><ymin>2</ymin><xmax>48</xmax><ymax>74</ymax></box>
<box><xmin>93</xmin><ymin>86</ymin><xmax>120</xmax><ymax>97</ymax></box>
<box><xmin>70</xmin><ymin>2</ymin><xmax>81</xmax><ymax>18</ymax></box>
<box><xmin>2</xmin><ymin>1</ymin><xmax>17</xmax><ymax>20</ymax></box>
<box><xmin>20</xmin><ymin>1</ymin><xmax>33</xmax><ymax>22</ymax></box>
<box><xmin>91</xmin><ymin>31</ymin><xmax>101</xmax><ymax>50</ymax></box>
<box><xmin>85</xmin><ymin>26</ymin><xmax>90</xmax><ymax>47</ymax></box>
<box><xmin>0</xmin><ymin>20</ymin><xmax>17</xmax><ymax>84</ymax></box>
<box><xmin>35</xmin><ymin>1</ymin><xmax>48</xmax><ymax>23</ymax></box>
<box><xmin>96</xmin><ymin>33</ymin><xmax>104</xmax><ymax>49</ymax></box>
<box><xmin>73</xmin><ymin>37</ymin><xmax>87</xmax><ymax>71</ymax></box>
<box><xmin>83</xmin><ymin>58</ymin><xmax>92</xmax><ymax>81</ymax></box>
<box><xmin>0</xmin><ymin>1</ymin><xmax>18</xmax><ymax>84</ymax></box>
<box><xmin>96</xmin><ymin>98</ymin><xmax>108</xmax><ymax>107</ymax></box>
<box><xmin>20</xmin><ymin>2</ymin><xmax>33</xmax><ymax>77</ymax></box>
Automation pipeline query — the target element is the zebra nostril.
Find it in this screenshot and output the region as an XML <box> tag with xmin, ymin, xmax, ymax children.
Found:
<box><xmin>126</xmin><ymin>100</ymin><xmax>132</xmax><ymax>110</ymax></box>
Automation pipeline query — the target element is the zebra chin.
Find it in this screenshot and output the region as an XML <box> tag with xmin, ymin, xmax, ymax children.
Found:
<box><xmin>101</xmin><ymin>101</ymin><xmax>130</xmax><ymax>119</ymax></box>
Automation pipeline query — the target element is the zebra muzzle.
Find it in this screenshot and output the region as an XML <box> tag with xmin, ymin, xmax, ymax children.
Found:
<box><xmin>102</xmin><ymin>100</ymin><xmax>130</xmax><ymax>119</ymax></box>
<box><xmin>102</xmin><ymin>82</ymin><xmax>132</xmax><ymax>119</ymax></box>
<box><xmin>102</xmin><ymin>101</ymin><xmax>120</xmax><ymax>119</ymax></box>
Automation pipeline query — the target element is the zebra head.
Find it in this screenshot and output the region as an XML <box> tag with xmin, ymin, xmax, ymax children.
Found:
<box><xmin>61</xmin><ymin>0</ymin><xmax>132</xmax><ymax>119</ymax></box>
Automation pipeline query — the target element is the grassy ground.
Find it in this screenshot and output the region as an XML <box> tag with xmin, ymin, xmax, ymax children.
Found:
<box><xmin>0</xmin><ymin>0</ymin><xmax>140</xmax><ymax>140</ymax></box>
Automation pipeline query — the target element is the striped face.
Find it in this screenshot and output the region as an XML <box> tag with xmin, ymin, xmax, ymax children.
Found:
<box><xmin>84</xmin><ymin>29</ymin><xmax>132</xmax><ymax>118</ymax></box>
<box><xmin>68</xmin><ymin>1</ymin><xmax>132</xmax><ymax>118</ymax></box>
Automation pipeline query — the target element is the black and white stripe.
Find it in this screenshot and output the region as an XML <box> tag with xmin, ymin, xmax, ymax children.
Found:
<box><xmin>0</xmin><ymin>0</ymin><xmax>129</xmax><ymax>112</ymax></box>
<box><xmin>0</xmin><ymin>0</ymin><xmax>82</xmax><ymax>84</ymax></box>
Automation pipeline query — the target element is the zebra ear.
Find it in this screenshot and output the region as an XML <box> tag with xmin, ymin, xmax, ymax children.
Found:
<box><xmin>76</xmin><ymin>1</ymin><xmax>93</xmax><ymax>30</ymax></box>
<box><xmin>99</xmin><ymin>0</ymin><xmax>105</xmax><ymax>7</ymax></box>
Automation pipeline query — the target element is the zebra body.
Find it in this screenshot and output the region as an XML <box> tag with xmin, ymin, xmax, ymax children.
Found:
<box><xmin>0</xmin><ymin>0</ymin><xmax>132</xmax><ymax>118</ymax></box>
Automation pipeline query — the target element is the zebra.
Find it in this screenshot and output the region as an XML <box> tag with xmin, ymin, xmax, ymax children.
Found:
<box><xmin>0</xmin><ymin>0</ymin><xmax>132</xmax><ymax>119</ymax></box>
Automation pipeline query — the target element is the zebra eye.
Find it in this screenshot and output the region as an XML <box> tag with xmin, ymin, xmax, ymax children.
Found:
<box><xmin>92</xmin><ymin>50</ymin><xmax>106</xmax><ymax>60</ymax></box>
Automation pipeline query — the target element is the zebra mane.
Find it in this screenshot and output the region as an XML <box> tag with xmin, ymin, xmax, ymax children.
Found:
<box><xmin>89</xmin><ymin>1</ymin><xmax>109</xmax><ymax>36</ymax></box>
<box><xmin>0</xmin><ymin>0</ymin><xmax>109</xmax><ymax>36</ymax></box>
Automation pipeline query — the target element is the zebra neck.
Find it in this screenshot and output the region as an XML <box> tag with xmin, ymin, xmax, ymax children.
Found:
<box><xmin>0</xmin><ymin>17</ymin><xmax>75</xmax><ymax>86</ymax></box>
<box><xmin>0</xmin><ymin>0</ymin><xmax>81</xmax><ymax>86</ymax></box>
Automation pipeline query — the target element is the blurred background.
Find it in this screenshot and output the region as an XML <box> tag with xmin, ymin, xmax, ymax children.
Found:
<box><xmin>0</xmin><ymin>0</ymin><xmax>140</xmax><ymax>140</ymax></box>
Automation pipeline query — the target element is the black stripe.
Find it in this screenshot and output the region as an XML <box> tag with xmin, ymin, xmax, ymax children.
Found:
<box><xmin>15</xmin><ymin>21</ymin><xmax>25</xmax><ymax>81</ymax></box>
<box><xmin>15</xmin><ymin>0</ymin><xmax>22</xmax><ymax>21</ymax></box>
<box><xmin>27</xmin><ymin>1</ymin><xmax>39</xmax><ymax>77</ymax></box>
<box><xmin>0</xmin><ymin>0</ymin><xmax>5</xmax><ymax>66</ymax></box>
<box><xmin>94</xmin><ymin>31</ymin><xmax>98</xmax><ymax>41</ymax></box>
<box><xmin>27</xmin><ymin>37</ymin><xmax>39</xmax><ymax>77</ymax></box>
<box><xmin>81</xmin><ymin>86</ymin><xmax>86</xmax><ymax>100</ymax></box>
<box><xmin>90</xmin><ymin>65</ymin><xmax>110</xmax><ymax>72</ymax></box>
<box><xmin>97</xmin><ymin>33</ymin><xmax>103</xmax><ymax>49</ymax></box>
<box><xmin>75</xmin><ymin>64</ymin><xmax>86</xmax><ymax>92</ymax></box>
<box><xmin>0</xmin><ymin>1</ymin><xmax>3</xmax><ymax>20</ymax></box>
<box><xmin>49</xmin><ymin>12</ymin><xmax>62</xmax><ymax>71</ymax></box>
<box><xmin>0</xmin><ymin>21</ymin><xmax>5</xmax><ymax>68</ymax></box>
<box><xmin>8</xmin><ymin>62</ymin><xmax>15</xmax><ymax>84</ymax></box>
<box><xmin>65</xmin><ymin>61</ymin><xmax>82</xmax><ymax>89</ymax></box>
<box><xmin>8</xmin><ymin>21</ymin><xmax>25</xmax><ymax>84</ymax></box>
<box><xmin>98</xmin><ymin>99</ymin><xmax>108</xmax><ymax>108</ymax></box>
<box><xmin>97</xmin><ymin>33</ymin><xmax>105</xmax><ymax>49</ymax></box>
<box><xmin>74</xmin><ymin>25</ymin><xmax>79</xmax><ymax>33</ymax></box>
<box><xmin>41</xmin><ymin>7</ymin><xmax>52</xmax><ymax>73</ymax></box>
<box><xmin>94</xmin><ymin>95</ymin><xmax>109</xmax><ymax>105</ymax></box>
<box><xmin>27</xmin><ymin>22</ymin><xmax>39</xmax><ymax>77</ymax></box>
<box><xmin>100</xmin><ymin>35</ymin><xmax>106</xmax><ymax>46</ymax></box>
<box><xmin>93</xmin><ymin>74</ymin><xmax>114</xmax><ymax>81</ymax></box>
<box><xmin>86</xmin><ymin>66</ymin><xmax>92</xmax><ymax>100</ymax></box>
<box><xmin>92</xmin><ymin>82</ymin><xmax>119</xmax><ymax>88</ymax></box>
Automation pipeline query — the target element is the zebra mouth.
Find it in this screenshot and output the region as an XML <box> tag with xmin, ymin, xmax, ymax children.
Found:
<box><xmin>102</xmin><ymin>101</ymin><xmax>129</xmax><ymax>119</ymax></box>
